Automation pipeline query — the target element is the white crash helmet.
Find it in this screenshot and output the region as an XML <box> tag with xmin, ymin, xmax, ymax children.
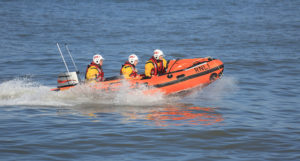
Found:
<box><xmin>153</xmin><ymin>49</ymin><xmax>164</xmax><ymax>60</ymax></box>
<box><xmin>128</xmin><ymin>54</ymin><xmax>138</xmax><ymax>64</ymax></box>
<box><xmin>93</xmin><ymin>54</ymin><xmax>104</xmax><ymax>64</ymax></box>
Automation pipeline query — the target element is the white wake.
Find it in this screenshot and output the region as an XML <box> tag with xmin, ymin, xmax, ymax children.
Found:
<box><xmin>0</xmin><ymin>78</ymin><xmax>168</xmax><ymax>107</ymax></box>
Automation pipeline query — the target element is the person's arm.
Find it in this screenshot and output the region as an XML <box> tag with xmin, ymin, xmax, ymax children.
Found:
<box><xmin>163</xmin><ymin>58</ymin><xmax>167</xmax><ymax>69</ymax></box>
<box><xmin>86</xmin><ymin>67</ymin><xmax>99</xmax><ymax>81</ymax></box>
<box><xmin>122</xmin><ymin>66</ymin><xmax>133</xmax><ymax>79</ymax></box>
<box><xmin>144</xmin><ymin>62</ymin><xmax>154</xmax><ymax>77</ymax></box>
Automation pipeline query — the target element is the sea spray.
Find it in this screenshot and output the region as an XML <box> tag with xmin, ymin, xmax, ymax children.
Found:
<box><xmin>0</xmin><ymin>78</ymin><xmax>69</xmax><ymax>106</ymax></box>
<box><xmin>113</xmin><ymin>80</ymin><xmax>166</xmax><ymax>106</ymax></box>
<box><xmin>184</xmin><ymin>76</ymin><xmax>238</xmax><ymax>102</ymax></box>
<box><xmin>0</xmin><ymin>78</ymin><xmax>172</xmax><ymax>107</ymax></box>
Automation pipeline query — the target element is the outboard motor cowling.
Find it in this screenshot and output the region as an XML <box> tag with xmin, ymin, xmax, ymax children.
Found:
<box><xmin>57</xmin><ymin>72</ymin><xmax>79</xmax><ymax>88</ymax></box>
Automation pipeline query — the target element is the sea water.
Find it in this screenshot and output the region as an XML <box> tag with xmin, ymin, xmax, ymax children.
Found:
<box><xmin>0</xmin><ymin>0</ymin><xmax>299</xmax><ymax>160</ymax></box>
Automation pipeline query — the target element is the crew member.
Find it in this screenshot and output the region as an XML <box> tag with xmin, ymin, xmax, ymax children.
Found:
<box><xmin>120</xmin><ymin>54</ymin><xmax>139</xmax><ymax>79</ymax></box>
<box><xmin>85</xmin><ymin>54</ymin><xmax>104</xmax><ymax>82</ymax></box>
<box><xmin>144</xmin><ymin>49</ymin><xmax>167</xmax><ymax>77</ymax></box>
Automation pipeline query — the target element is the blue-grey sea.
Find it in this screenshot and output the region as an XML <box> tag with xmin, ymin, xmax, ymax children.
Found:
<box><xmin>0</xmin><ymin>0</ymin><xmax>299</xmax><ymax>160</ymax></box>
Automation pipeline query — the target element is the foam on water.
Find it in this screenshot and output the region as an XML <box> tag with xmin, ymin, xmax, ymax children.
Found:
<box><xmin>184</xmin><ymin>76</ymin><xmax>238</xmax><ymax>102</ymax></box>
<box><xmin>59</xmin><ymin>80</ymin><xmax>170</xmax><ymax>106</ymax></box>
<box><xmin>0</xmin><ymin>76</ymin><xmax>238</xmax><ymax>108</ymax></box>
<box><xmin>0</xmin><ymin>78</ymin><xmax>67</xmax><ymax>107</ymax></box>
<box><xmin>0</xmin><ymin>78</ymin><xmax>169</xmax><ymax>107</ymax></box>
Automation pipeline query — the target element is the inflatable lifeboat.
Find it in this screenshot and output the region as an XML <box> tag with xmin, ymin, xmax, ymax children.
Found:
<box><xmin>51</xmin><ymin>57</ymin><xmax>224</xmax><ymax>95</ymax></box>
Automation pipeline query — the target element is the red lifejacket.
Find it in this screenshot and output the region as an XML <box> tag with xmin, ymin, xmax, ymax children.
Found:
<box><xmin>85</xmin><ymin>62</ymin><xmax>104</xmax><ymax>81</ymax></box>
<box><xmin>147</xmin><ymin>56</ymin><xmax>165</xmax><ymax>76</ymax></box>
<box><xmin>120</xmin><ymin>61</ymin><xmax>138</xmax><ymax>78</ymax></box>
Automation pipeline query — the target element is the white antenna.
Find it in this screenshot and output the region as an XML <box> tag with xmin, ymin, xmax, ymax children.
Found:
<box><xmin>56</xmin><ymin>43</ymin><xmax>70</xmax><ymax>74</ymax></box>
<box><xmin>65</xmin><ymin>43</ymin><xmax>79</xmax><ymax>72</ymax></box>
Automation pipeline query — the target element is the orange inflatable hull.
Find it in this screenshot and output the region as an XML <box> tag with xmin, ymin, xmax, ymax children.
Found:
<box><xmin>52</xmin><ymin>57</ymin><xmax>224</xmax><ymax>95</ymax></box>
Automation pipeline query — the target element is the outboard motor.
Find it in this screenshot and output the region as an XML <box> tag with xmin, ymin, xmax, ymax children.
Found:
<box><xmin>54</xmin><ymin>43</ymin><xmax>81</xmax><ymax>89</ymax></box>
<box><xmin>57</xmin><ymin>71</ymin><xmax>79</xmax><ymax>88</ymax></box>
